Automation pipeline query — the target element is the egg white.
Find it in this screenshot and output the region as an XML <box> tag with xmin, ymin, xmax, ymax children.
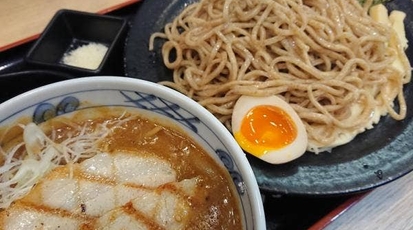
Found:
<box><xmin>231</xmin><ymin>95</ymin><xmax>308</xmax><ymax>164</ymax></box>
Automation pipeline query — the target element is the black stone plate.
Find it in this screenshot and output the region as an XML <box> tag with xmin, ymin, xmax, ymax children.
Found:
<box><xmin>124</xmin><ymin>0</ymin><xmax>413</xmax><ymax>196</ymax></box>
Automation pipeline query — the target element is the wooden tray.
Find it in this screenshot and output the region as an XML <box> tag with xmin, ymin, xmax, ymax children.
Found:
<box><xmin>0</xmin><ymin>0</ymin><xmax>139</xmax><ymax>52</ymax></box>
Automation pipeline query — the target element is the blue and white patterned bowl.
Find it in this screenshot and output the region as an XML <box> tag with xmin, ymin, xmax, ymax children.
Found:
<box><xmin>0</xmin><ymin>76</ymin><xmax>265</xmax><ymax>229</ymax></box>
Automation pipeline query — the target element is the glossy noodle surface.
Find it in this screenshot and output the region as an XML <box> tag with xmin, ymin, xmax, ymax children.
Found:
<box><xmin>150</xmin><ymin>0</ymin><xmax>411</xmax><ymax>153</ymax></box>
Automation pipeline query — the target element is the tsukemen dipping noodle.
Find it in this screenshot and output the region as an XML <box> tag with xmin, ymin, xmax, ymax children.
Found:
<box><xmin>150</xmin><ymin>0</ymin><xmax>411</xmax><ymax>154</ymax></box>
<box><xmin>0</xmin><ymin>108</ymin><xmax>243</xmax><ymax>229</ymax></box>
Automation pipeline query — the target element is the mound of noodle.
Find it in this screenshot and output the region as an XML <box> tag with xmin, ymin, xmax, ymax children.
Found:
<box><xmin>150</xmin><ymin>0</ymin><xmax>411</xmax><ymax>153</ymax></box>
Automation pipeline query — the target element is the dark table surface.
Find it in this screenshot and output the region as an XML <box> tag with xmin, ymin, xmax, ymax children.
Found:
<box><xmin>0</xmin><ymin>2</ymin><xmax>362</xmax><ymax>229</ymax></box>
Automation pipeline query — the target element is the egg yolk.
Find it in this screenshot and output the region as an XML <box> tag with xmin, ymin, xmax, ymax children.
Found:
<box><xmin>234</xmin><ymin>105</ymin><xmax>297</xmax><ymax>157</ymax></box>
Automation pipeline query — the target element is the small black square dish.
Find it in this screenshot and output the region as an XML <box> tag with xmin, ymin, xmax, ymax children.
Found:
<box><xmin>25</xmin><ymin>9</ymin><xmax>128</xmax><ymax>76</ymax></box>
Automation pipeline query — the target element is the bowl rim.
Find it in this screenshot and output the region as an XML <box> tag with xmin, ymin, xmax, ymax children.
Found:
<box><xmin>0</xmin><ymin>76</ymin><xmax>266</xmax><ymax>229</ymax></box>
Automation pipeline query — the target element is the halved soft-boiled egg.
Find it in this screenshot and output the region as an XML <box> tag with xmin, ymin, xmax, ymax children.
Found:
<box><xmin>231</xmin><ymin>95</ymin><xmax>308</xmax><ymax>164</ymax></box>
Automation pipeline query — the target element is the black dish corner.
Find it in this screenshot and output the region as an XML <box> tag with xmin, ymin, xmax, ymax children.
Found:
<box><xmin>25</xmin><ymin>9</ymin><xmax>128</xmax><ymax>77</ymax></box>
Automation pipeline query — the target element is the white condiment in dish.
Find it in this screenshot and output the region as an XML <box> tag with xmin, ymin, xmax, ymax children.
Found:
<box><xmin>61</xmin><ymin>42</ymin><xmax>108</xmax><ymax>70</ymax></box>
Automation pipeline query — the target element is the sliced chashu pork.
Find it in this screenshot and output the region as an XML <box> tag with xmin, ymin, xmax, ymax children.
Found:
<box><xmin>96</xmin><ymin>178</ymin><xmax>203</xmax><ymax>230</ymax></box>
<box><xmin>81</xmin><ymin>152</ymin><xmax>176</xmax><ymax>187</ymax></box>
<box><xmin>0</xmin><ymin>151</ymin><xmax>203</xmax><ymax>229</ymax></box>
<box><xmin>0</xmin><ymin>202</ymin><xmax>88</xmax><ymax>230</ymax></box>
